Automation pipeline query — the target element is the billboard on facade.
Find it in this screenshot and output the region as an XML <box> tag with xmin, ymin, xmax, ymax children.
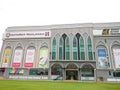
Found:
<box><xmin>9</xmin><ymin>68</ymin><xmax>24</xmax><ymax>75</ymax></box>
<box><xmin>38</xmin><ymin>47</ymin><xmax>49</xmax><ymax>68</ymax></box>
<box><xmin>2</xmin><ymin>49</ymin><xmax>11</xmax><ymax>67</ymax></box>
<box><xmin>12</xmin><ymin>49</ymin><xmax>23</xmax><ymax>68</ymax></box>
<box><xmin>98</xmin><ymin>49</ymin><xmax>108</xmax><ymax>68</ymax></box>
<box><xmin>5</xmin><ymin>31</ymin><xmax>51</xmax><ymax>39</ymax></box>
<box><xmin>24</xmin><ymin>49</ymin><xmax>35</xmax><ymax>68</ymax></box>
<box><xmin>113</xmin><ymin>49</ymin><xmax>120</xmax><ymax>68</ymax></box>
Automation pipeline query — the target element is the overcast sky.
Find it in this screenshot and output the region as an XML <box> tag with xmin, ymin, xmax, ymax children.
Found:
<box><xmin>0</xmin><ymin>0</ymin><xmax>120</xmax><ymax>49</ymax></box>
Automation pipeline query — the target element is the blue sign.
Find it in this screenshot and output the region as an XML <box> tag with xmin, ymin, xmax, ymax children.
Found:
<box><xmin>98</xmin><ymin>49</ymin><xmax>108</xmax><ymax>68</ymax></box>
<box><xmin>98</xmin><ymin>49</ymin><xmax>106</xmax><ymax>57</ymax></box>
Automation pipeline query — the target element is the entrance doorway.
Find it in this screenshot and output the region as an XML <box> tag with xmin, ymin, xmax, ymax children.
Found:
<box><xmin>66</xmin><ymin>63</ymin><xmax>78</xmax><ymax>80</ymax></box>
<box><xmin>66</xmin><ymin>70</ymin><xmax>78</xmax><ymax>80</ymax></box>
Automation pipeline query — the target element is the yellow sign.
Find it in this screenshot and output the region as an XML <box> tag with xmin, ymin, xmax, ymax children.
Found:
<box><xmin>102</xmin><ymin>29</ymin><xmax>109</xmax><ymax>35</ymax></box>
<box><xmin>3</xmin><ymin>49</ymin><xmax>11</xmax><ymax>64</ymax></box>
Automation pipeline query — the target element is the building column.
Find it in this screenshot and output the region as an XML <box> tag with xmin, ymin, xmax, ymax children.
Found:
<box><xmin>48</xmin><ymin>66</ymin><xmax>51</xmax><ymax>80</ymax></box>
<box><xmin>94</xmin><ymin>69</ymin><xmax>97</xmax><ymax>82</ymax></box>
<box><xmin>78</xmin><ymin>68</ymin><xmax>80</xmax><ymax>80</ymax></box>
<box><xmin>62</xmin><ymin>68</ymin><xmax>65</xmax><ymax>80</ymax></box>
<box><xmin>3</xmin><ymin>68</ymin><xmax>9</xmax><ymax>79</ymax></box>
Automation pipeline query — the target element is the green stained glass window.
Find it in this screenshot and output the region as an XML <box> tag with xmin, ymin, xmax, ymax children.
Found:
<box><xmin>80</xmin><ymin>37</ymin><xmax>85</xmax><ymax>60</ymax></box>
<box><xmin>88</xmin><ymin>37</ymin><xmax>93</xmax><ymax>60</ymax></box>
<box><xmin>73</xmin><ymin>37</ymin><xmax>78</xmax><ymax>60</ymax></box>
<box><xmin>59</xmin><ymin>37</ymin><xmax>63</xmax><ymax>60</ymax></box>
<box><xmin>52</xmin><ymin>37</ymin><xmax>56</xmax><ymax>60</ymax></box>
<box><xmin>65</xmin><ymin>37</ymin><xmax>70</xmax><ymax>60</ymax></box>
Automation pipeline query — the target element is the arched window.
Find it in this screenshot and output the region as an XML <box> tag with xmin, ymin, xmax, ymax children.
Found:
<box><xmin>80</xmin><ymin>37</ymin><xmax>85</xmax><ymax>60</ymax></box>
<box><xmin>59</xmin><ymin>34</ymin><xmax>68</xmax><ymax>60</ymax></box>
<box><xmin>59</xmin><ymin>37</ymin><xmax>63</xmax><ymax>60</ymax></box>
<box><xmin>87</xmin><ymin>36</ymin><xmax>93</xmax><ymax>60</ymax></box>
<box><xmin>65</xmin><ymin>37</ymin><xmax>70</xmax><ymax>60</ymax></box>
<box><xmin>52</xmin><ymin>37</ymin><xmax>56</xmax><ymax>60</ymax></box>
<box><xmin>81</xmin><ymin>64</ymin><xmax>94</xmax><ymax>77</ymax></box>
<box><xmin>73</xmin><ymin>36</ymin><xmax>78</xmax><ymax>60</ymax></box>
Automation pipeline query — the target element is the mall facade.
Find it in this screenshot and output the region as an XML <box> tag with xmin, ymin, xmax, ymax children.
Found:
<box><xmin>0</xmin><ymin>23</ymin><xmax>120</xmax><ymax>82</ymax></box>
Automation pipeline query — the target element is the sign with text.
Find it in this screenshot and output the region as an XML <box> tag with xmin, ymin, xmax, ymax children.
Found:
<box><xmin>25</xmin><ymin>49</ymin><xmax>35</xmax><ymax>68</ymax></box>
<box><xmin>12</xmin><ymin>49</ymin><xmax>23</xmax><ymax>68</ymax></box>
<box><xmin>5</xmin><ymin>31</ymin><xmax>51</xmax><ymax>39</ymax></box>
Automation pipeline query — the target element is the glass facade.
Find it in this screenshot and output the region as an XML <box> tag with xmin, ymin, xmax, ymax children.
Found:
<box><xmin>65</xmin><ymin>37</ymin><xmax>70</xmax><ymax>60</ymax></box>
<box><xmin>80</xmin><ymin>37</ymin><xmax>85</xmax><ymax>60</ymax></box>
<box><xmin>52</xmin><ymin>34</ymin><xmax>93</xmax><ymax>61</ymax></box>
<box><xmin>87</xmin><ymin>37</ymin><xmax>93</xmax><ymax>60</ymax></box>
<box><xmin>73</xmin><ymin>37</ymin><xmax>78</xmax><ymax>60</ymax></box>
<box><xmin>29</xmin><ymin>69</ymin><xmax>48</xmax><ymax>75</ymax></box>
<box><xmin>59</xmin><ymin>37</ymin><xmax>63</xmax><ymax>60</ymax></box>
<box><xmin>52</xmin><ymin>38</ymin><xmax>56</xmax><ymax>60</ymax></box>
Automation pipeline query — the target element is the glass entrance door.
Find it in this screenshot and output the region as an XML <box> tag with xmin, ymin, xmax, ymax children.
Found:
<box><xmin>66</xmin><ymin>70</ymin><xmax>78</xmax><ymax>80</ymax></box>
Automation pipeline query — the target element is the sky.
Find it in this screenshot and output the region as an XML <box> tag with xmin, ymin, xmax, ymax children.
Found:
<box><xmin>0</xmin><ymin>0</ymin><xmax>120</xmax><ymax>50</ymax></box>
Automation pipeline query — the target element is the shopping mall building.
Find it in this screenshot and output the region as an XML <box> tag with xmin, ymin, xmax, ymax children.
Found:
<box><xmin>0</xmin><ymin>22</ymin><xmax>120</xmax><ymax>82</ymax></box>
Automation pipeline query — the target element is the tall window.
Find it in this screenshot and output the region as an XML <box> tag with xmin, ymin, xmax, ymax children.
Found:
<box><xmin>87</xmin><ymin>36</ymin><xmax>93</xmax><ymax>60</ymax></box>
<box><xmin>59</xmin><ymin>34</ymin><xmax>70</xmax><ymax>60</ymax></box>
<box><xmin>52</xmin><ymin>37</ymin><xmax>56</xmax><ymax>60</ymax></box>
<box><xmin>73</xmin><ymin>36</ymin><xmax>78</xmax><ymax>60</ymax></box>
<box><xmin>65</xmin><ymin>37</ymin><xmax>70</xmax><ymax>60</ymax></box>
<box><xmin>80</xmin><ymin>37</ymin><xmax>85</xmax><ymax>60</ymax></box>
<box><xmin>59</xmin><ymin>37</ymin><xmax>63</xmax><ymax>60</ymax></box>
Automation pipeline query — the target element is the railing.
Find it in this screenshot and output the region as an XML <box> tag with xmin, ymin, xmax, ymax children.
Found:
<box><xmin>81</xmin><ymin>77</ymin><xmax>95</xmax><ymax>81</ymax></box>
<box><xmin>107</xmin><ymin>78</ymin><xmax>120</xmax><ymax>82</ymax></box>
<box><xmin>51</xmin><ymin>75</ymin><xmax>63</xmax><ymax>80</ymax></box>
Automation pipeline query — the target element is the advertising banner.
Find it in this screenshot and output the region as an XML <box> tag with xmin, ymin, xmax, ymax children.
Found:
<box><xmin>2</xmin><ymin>49</ymin><xmax>11</xmax><ymax>67</ymax></box>
<box><xmin>9</xmin><ymin>68</ymin><xmax>24</xmax><ymax>75</ymax></box>
<box><xmin>5</xmin><ymin>31</ymin><xmax>51</xmax><ymax>39</ymax></box>
<box><xmin>12</xmin><ymin>49</ymin><xmax>23</xmax><ymax>68</ymax></box>
<box><xmin>98</xmin><ymin>49</ymin><xmax>108</xmax><ymax>68</ymax></box>
<box><xmin>113</xmin><ymin>49</ymin><xmax>120</xmax><ymax>68</ymax></box>
<box><xmin>38</xmin><ymin>47</ymin><xmax>49</xmax><ymax>68</ymax></box>
<box><xmin>25</xmin><ymin>49</ymin><xmax>35</xmax><ymax>68</ymax></box>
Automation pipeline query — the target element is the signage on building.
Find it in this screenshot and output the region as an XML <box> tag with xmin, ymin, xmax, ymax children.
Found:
<box><xmin>2</xmin><ymin>49</ymin><xmax>11</xmax><ymax>67</ymax></box>
<box><xmin>9</xmin><ymin>68</ymin><xmax>24</xmax><ymax>75</ymax></box>
<box><xmin>25</xmin><ymin>49</ymin><xmax>35</xmax><ymax>68</ymax></box>
<box><xmin>12</xmin><ymin>49</ymin><xmax>23</xmax><ymax>68</ymax></box>
<box><xmin>98</xmin><ymin>49</ymin><xmax>108</xmax><ymax>68</ymax></box>
<box><xmin>5</xmin><ymin>31</ymin><xmax>51</xmax><ymax>39</ymax></box>
<box><xmin>102</xmin><ymin>29</ymin><xmax>109</xmax><ymax>35</ymax></box>
<box><xmin>38</xmin><ymin>47</ymin><xmax>49</xmax><ymax>68</ymax></box>
<box><xmin>113</xmin><ymin>49</ymin><xmax>120</xmax><ymax>68</ymax></box>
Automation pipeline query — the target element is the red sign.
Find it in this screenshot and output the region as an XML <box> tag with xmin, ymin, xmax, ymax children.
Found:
<box><xmin>25</xmin><ymin>63</ymin><xmax>33</xmax><ymax>68</ymax></box>
<box><xmin>12</xmin><ymin>63</ymin><xmax>20</xmax><ymax>68</ymax></box>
